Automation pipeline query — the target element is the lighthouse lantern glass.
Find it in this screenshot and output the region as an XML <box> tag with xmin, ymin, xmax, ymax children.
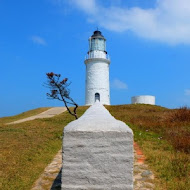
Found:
<box><xmin>90</xmin><ymin>38</ymin><xmax>105</xmax><ymax>51</ymax></box>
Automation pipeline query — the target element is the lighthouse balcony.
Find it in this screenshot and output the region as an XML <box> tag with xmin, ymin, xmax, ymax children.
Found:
<box><xmin>85</xmin><ymin>51</ymin><xmax>110</xmax><ymax>60</ymax></box>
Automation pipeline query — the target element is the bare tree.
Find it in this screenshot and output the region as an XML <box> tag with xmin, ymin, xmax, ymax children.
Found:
<box><xmin>45</xmin><ymin>72</ymin><xmax>78</xmax><ymax>119</ymax></box>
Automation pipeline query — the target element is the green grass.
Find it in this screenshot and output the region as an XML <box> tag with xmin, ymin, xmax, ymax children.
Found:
<box><xmin>0</xmin><ymin>106</ymin><xmax>88</xmax><ymax>190</ymax></box>
<box><xmin>0</xmin><ymin>107</ymin><xmax>50</xmax><ymax>125</ymax></box>
<box><xmin>1</xmin><ymin>104</ymin><xmax>190</xmax><ymax>190</ymax></box>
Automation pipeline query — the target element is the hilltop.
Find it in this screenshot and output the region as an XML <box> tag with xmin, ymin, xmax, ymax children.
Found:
<box><xmin>0</xmin><ymin>104</ymin><xmax>189</xmax><ymax>190</ymax></box>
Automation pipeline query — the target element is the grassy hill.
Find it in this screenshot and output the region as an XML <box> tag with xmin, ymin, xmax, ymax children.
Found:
<box><xmin>107</xmin><ymin>104</ymin><xmax>190</xmax><ymax>190</ymax></box>
<box><xmin>0</xmin><ymin>105</ymin><xmax>189</xmax><ymax>190</ymax></box>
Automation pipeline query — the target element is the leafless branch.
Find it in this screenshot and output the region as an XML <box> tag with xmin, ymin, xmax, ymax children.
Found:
<box><xmin>45</xmin><ymin>72</ymin><xmax>78</xmax><ymax>119</ymax></box>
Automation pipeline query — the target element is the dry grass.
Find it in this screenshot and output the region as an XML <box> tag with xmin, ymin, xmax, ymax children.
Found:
<box><xmin>107</xmin><ymin>104</ymin><xmax>190</xmax><ymax>153</ymax></box>
<box><xmin>163</xmin><ymin>107</ymin><xmax>190</xmax><ymax>153</ymax></box>
<box><xmin>107</xmin><ymin>104</ymin><xmax>190</xmax><ymax>190</ymax></box>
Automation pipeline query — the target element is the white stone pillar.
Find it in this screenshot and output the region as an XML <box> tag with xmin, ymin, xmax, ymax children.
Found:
<box><xmin>62</xmin><ymin>102</ymin><xmax>134</xmax><ymax>190</ymax></box>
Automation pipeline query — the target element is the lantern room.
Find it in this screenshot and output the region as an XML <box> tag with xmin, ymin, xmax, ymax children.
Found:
<box><xmin>89</xmin><ymin>30</ymin><xmax>106</xmax><ymax>52</ymax></box>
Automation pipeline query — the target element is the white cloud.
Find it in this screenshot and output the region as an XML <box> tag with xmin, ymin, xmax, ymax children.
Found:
<box><xmin>111</xmin><ymin>79</ymin><xmax>128</xmax><ymax>89</ymax></box>
<box><xmin>68</xmin><ymin>0</ymin><xmax>97</xmax><ymax>14</ymax></box>
<box><xmin>65</xmin><ymin>0</ymin><xmax>190</xmax><ymax>45</ymax></box>
<box><xmin>31</xmin><ymin>36</ymin><xmax>47</xmax><ymax>46</ymax></box>
<box><xmin>185</xmin><ymin>89</ymin><xmax>190</xmax><ymax>96</ymax></box>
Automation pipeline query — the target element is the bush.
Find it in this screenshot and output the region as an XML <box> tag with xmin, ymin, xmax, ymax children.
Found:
<box><xmin>164</xmin><ymin>107</ymin><xmax>190</xmax><ymax>153</ymax></box>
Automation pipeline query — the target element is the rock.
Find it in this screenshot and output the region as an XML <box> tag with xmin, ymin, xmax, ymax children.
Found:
<box><xmin>141</xmin><ymin>170</ymin><xmax>152</xmax><ymax>177</ymax></box>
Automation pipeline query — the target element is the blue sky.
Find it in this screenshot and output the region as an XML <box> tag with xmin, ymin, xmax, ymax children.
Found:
<box><xmin>1</xmin><ymin>0</ymin><xmax>190</xmax><ymax>117</ymax></box>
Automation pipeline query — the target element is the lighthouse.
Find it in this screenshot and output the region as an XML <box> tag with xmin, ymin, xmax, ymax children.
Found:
<box><xmin>85</xmin><ymin>30</ymin><xmax>111</xmax><ymax>105</ymax></box>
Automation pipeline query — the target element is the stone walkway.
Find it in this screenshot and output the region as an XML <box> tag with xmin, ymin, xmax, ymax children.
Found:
<box><xmin>7</xmin><ymin>107</ymin><xmax>66</xmax><ymax>125</ymax></box>
<box><xmin>133</xmin><ymin>142</ymin><xmax>155</xmax><ymax>190</ymax></box>
<box><xmin>31</xmin><ymin>143</ymin><xmax>155</xmax><ymax>190</ymax></box>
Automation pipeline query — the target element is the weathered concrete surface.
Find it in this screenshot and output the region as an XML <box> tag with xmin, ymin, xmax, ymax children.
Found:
<box><xmin>7</xmin><ymin>107</ymin><xmax>66</xmax><ymax>125</ymax></box>
<box><xmin>62</xmin><ymin>101</ymin><xmax>134</xmax><ymax>190</ymax></box>
<box><xmin>31</xmin><ymin>143</ymin><xmax>155</xmax><ymax>190</ymax></box>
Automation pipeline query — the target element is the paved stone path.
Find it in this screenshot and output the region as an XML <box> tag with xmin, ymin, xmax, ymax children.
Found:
<box><xmin>31</xmin><ymin>143</ymin><xmax>155</xmax><ymax>190</ymax></box>
<box><xmin>7</xmin><ymin>107</ymin><xmax>66</xmax><ymax>125</ymax></box>
<box><xmin>133</xmin><ymin>142</ymin><xmax>155</xmax><ymax>190</ymax></box>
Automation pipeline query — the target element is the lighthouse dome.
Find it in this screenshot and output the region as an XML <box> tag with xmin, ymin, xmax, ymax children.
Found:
<box><xmin>91</xmin><ymin>30</ymin><xmax>105</xmax><ymax>39</ymax></box>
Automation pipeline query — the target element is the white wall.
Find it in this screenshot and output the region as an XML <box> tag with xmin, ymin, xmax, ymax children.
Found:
<box><xmin>85</xmin><ymin>58</ymin><xmax>110</xmax><ymax>105</ymax></box>
<box><xmin>88</xmin><ymin>50</ymin><xmax>106</xmax><ymax>59</ymax></box>
<box><xmin>131</xmin><ymin>95</ymin><xmax>155</xmax><ymax>105</ymax></box>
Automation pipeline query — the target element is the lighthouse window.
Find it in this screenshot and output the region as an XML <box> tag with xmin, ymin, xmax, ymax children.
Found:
<box><xmin>94</xmin><ymin>39</ymin><xmax>98</xmax><ymax>50</ymax></box>
<box><xmin>90</xmin><ymin>39</ymin><xmax>95</xmax><ymax>51</ymax></box>
<box><xmin>95</xmin><ymin>93</ymin><xmax>100</xmax><ymax>102</ymax></box>
<box><xmin>98</xmin><ymin>39</ymin><xmax>105</xmax><ymax>51</ymax></box>
<box><xmin>90</xmin><ymin>38</ymin><xmax>105</xmax><ymax>51</ymax></box>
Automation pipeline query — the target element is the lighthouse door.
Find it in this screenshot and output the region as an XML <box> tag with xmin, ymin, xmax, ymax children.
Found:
<box><xmin>95</xmin><ymin>93</ymin><xmax>100</xmax><ymax>102</ymax></box>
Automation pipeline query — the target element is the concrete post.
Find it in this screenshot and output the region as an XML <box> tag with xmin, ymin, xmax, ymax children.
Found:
<box><xmin>62</xmin><ymin>101</ymin><xmax>134</xmax><ymax>190</ymax></box>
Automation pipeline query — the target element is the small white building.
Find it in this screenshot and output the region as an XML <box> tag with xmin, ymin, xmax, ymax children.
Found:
<box><xmin>131</xmin><ymin>95</ymin><xmax>156</xmax><ymax>105</ymax></box>
<box><xmin>84</xmin><ymin>30</ymin><xmax>110</xmax><ymax>105</ymax></box>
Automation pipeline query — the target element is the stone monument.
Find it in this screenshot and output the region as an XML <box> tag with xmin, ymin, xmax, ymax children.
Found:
<box><xmin>61</xmin><ymin>101</ymin><xmax>134</xmax><ymax>190</ymax></box>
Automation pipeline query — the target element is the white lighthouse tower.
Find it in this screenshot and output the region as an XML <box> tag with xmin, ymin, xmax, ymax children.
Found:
<box><xmin>85</xmin><ymin>30</ymin><xmax>111</xmax><ymax>105</ymax></box>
